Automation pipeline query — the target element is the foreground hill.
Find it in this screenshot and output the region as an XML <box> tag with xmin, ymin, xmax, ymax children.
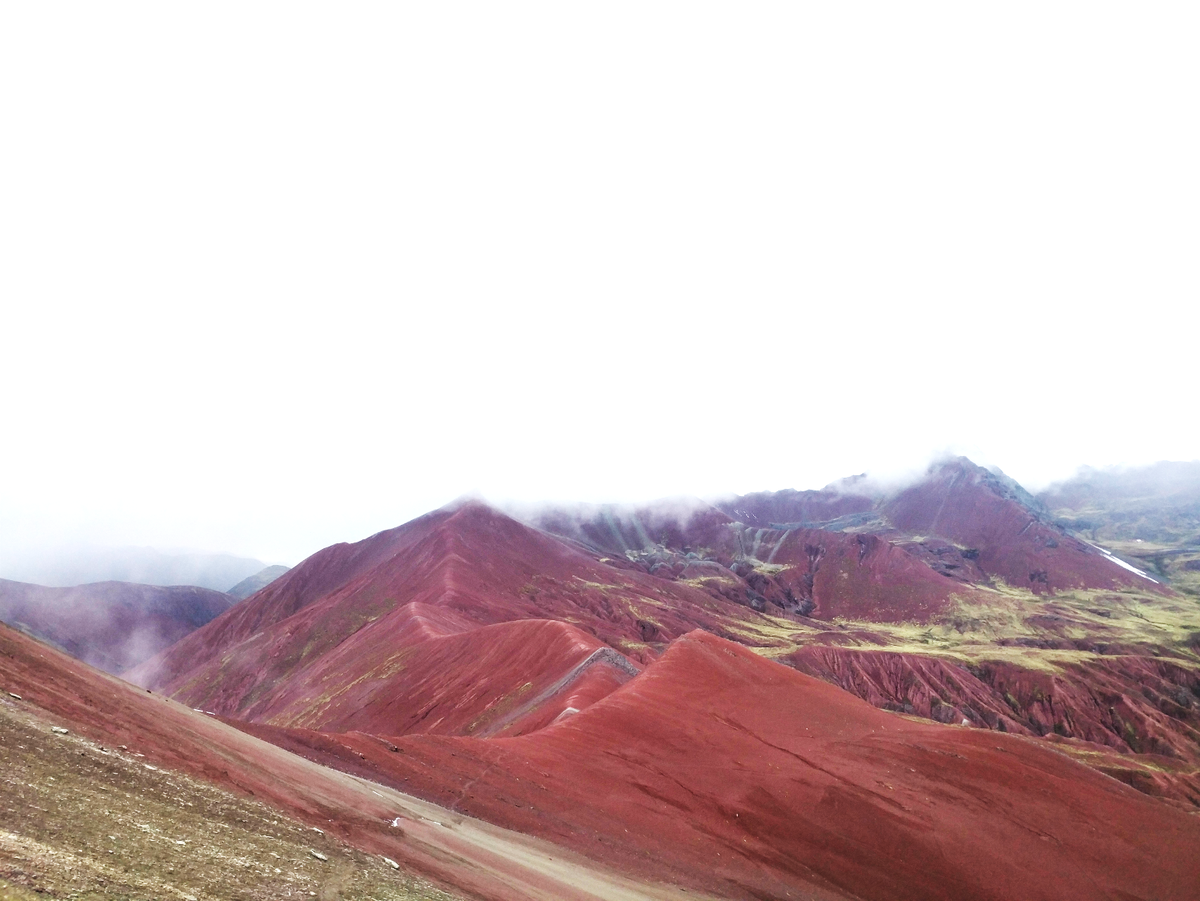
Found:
<box><xmin>235</xmin><ymin>631</ymin><xmax>1200</xmax><ymax>901</ymax></box>
<box><xmin>0</xmin><ymin>622</ymin><xmax>701</xmax><ymax>901</ymax></box>
<box><xmin>0</xmin><ymin>578</ymin><xmax>235</xmax><ymax>673</ymax></box>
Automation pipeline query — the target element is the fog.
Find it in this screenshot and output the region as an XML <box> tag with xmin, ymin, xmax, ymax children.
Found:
<box><xmin>1</xmin><ymin>4</ymin><xmax>1196</xmax><ymax>568</ymax></box>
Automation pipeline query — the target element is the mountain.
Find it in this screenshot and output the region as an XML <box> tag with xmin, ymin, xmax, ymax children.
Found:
<box><xmin>523</xmin><ymin>496</ymin><xmax>990</xmax><ymax>622</ymax></box>
<box><xmin>525</xmin><ymin>457</ymin><xmax>1160</xmax><ymax>619</ymax></box>
<box><xmin>11</xmin><ymin>458</ymin><xmax>1200</xmax><ymax>899</ymax></box>
<box><xmin>0</xmin><ymin>578</ymin><xmax>236</xmax><ymax>674</ymax></box>
<box><xmin>0</xmin><ymin>546</ymin><xmax>273</xmax><ymax>592</ymax></box>
<box><xmin>231</xmin><ymin>631</ymin><xmax>1200</xmax><ymax>901</ymax></box>
<box><xmin>1039</xmin><ymin>460</ymin><xmax>1200</xmax><ymax>595</ymax></box>
<box><xmin>128</xmin><ymin>501</ymin><xmax>757</xmax><ymax>735</ymax></box>
<box><xmin>226</xmin><ymin>563</ymin><xmax>290</xmax><ymax>599</ymax></box>
<box><xmin>881</xmin><ymin>457</ymin><xmax>1155</xmax><ymax>594</ymax></box>
<box><xmin>1039</xmin><ymin>461</ymin><xmax>1200</xmax><ymax>544</ymax></box>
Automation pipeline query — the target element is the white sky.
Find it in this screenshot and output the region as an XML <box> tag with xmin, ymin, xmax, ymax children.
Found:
<box><xmin>1</xmin><ymin>3</ymin><xmax>1197</xmax><ymax>565</ymax></box>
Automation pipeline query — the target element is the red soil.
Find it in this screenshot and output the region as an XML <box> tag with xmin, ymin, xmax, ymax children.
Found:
<box><xmin>784</xmin><ymin>645</ymin><xmax>1200</xmax><ymax>807</ymax></box>
<box><xmin>783</xmin><ymin>646</ymin><xmax>1029</xmax><ymax>730</ymax></box>
<box><xmin>883</xmin><ymin>458</ymin><xmax>1159</xmax><ymax>594</ymax></box>
<box><xmin>234</xmin><ymin>618</ymin><xmax>639</xmax><ymax>738</ymax></box>
<box><xmin>752</xmin><ymin>528</ymin><xmax>985</xmax><ymax>621</ymax></box>
<box><xmin>0</xmin><ymin>578</ymin><xmax>234</xmax><ymax>674</ymax></box>
<box><xmin>240</xmin><ymin>631</ymin><xmax>1200</xmax><ymax>901</ymax></box>
<box><xmin>128</xmin><ymin>502</ymin><xmax>758</xmax><ymax>732</ymax></box>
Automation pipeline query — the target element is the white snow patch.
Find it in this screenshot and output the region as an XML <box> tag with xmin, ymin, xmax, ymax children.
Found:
<box><xmin>1092</xmin><ymin>544</ymin><xmax>1158</xmax><ymax>583</ymax></box>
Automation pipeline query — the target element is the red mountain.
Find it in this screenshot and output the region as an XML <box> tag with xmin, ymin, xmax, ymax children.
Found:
<box><xmin>240</xmin><ymin>631</ymin><xmax>1200</xmax><ymax>901</ymax></box>
<box><xmin>883</xmin><ymin>457</ymin><xmax>1159</xmax><ymax>594</ymax></box>
<box><xmin>526</xmin><ymin>498</ymin><xmax>988</xmax><ymax>621</ymax></box>
<box><xmin>128</xmin><ymin>501</ymin><xmax>760</xmax><ymax>734</ymax></box>
<box><xmin>0</xmin><ymin>578</ymin><xmax>235</xmax><ymax>674</ymax></box>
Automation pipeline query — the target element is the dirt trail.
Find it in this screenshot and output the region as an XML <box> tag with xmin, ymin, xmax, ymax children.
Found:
<box><xmin>334</xmin><ymin>768</ymin><xmax>718</xmax><ymax>901</ymax></box>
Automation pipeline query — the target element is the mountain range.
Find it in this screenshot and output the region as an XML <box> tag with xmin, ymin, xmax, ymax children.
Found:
<box><xmin>3</xmin><ymin>457</ymin><xmax>1199</xmax><ymax>900</ymax></box>
<box><xmin>0</xmin><ymin>546</ymin><xmax>278</xmax><ymax>592</ymax></box>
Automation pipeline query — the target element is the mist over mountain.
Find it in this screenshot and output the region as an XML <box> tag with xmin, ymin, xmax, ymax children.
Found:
<box><xmin>0</xmin><ymin>546</ymin><xmax>275</xmax><ymax>592</ymax></box>
<box><xmin>0</xmin><ymin>578</ymin><xmax>236</xmax><ymax>674</ymax></box>
<box><xmin>1039</xmin><ymin>461</ymin><xmax>1200</xmax><ymax>544</ymax></box>
<box><xmin>226</xmin><ymin>564</ymin><xmax>291</xmax><ymax>600</ymax></box>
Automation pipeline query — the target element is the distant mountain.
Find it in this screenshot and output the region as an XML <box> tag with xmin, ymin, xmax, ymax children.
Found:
<box><xmin>525</xmin><ymin>496</ymin><xmax>988</xmax><ymax>621</ymax></box>
<box><xmin>881</xmin><ymin>457</ymin><xmax>1142</xmax><ymax>594</ymax></box>
<box><xmin>226</xmin><ymin>564</ymin><xmax>290</xmax><ymax>600</ymax></box>
<box><xmin>0</xmin><ymin>579</ymin><xmax>236</xmax><ymax>674</ymax></box>
<box><xmin>1039</xmin><ymin>460</ymin><xmax>1200</xmax><ymax>594</ymax></box>
<box><xmin>1039</xmin><ymin>461</ymin><xmax>1200</xmax><ymax>542</ymax></box>
<box><xmin>527</xmin><ymin>458</ymin><xmax>1158</xmax><ymax>612</ymax></box>
<box><xmin>0</xmin><ymin>546</ymin><xmax>273</xmax><ymax>592</ymax></box>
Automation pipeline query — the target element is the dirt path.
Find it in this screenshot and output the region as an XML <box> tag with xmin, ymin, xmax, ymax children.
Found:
<box><xmin>334</xmin><ymin>769</ymin><xmax>719</xmax><ymax>901</ymax></box>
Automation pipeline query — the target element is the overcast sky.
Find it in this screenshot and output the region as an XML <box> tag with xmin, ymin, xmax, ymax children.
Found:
<box><xmin>1</xmin><ymin>3</ymin><xmax>1196</xmax><ymax>565</ymax></box>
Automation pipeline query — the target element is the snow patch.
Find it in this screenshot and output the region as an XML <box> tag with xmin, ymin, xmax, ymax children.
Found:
<box><xmin>1091</xmin><ymin>544</ymin><xmax>1158</xmax><ymax>583</ymax></box>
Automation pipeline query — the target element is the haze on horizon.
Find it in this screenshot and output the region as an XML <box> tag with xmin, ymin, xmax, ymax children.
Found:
<box><xmin>2</xmin><ymin>4</ymin><xmax>1196</xmax><ymax>567</ymax></box>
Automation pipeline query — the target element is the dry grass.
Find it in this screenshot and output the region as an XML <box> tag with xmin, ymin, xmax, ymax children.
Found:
<box><xmin>0</xmin><ymin>699</ymin><xmax>457</xmax><ymax>901</ymax></box>
<box><xmin>733</xmin><ymin>584</ymin><xmax>1200</xmax><ymax>673</ymax></box>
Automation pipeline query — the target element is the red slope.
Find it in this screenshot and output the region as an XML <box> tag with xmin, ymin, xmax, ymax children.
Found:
<box><xmin>130</xmin><ymin>501</ymin><xmax>759</xmax><ymax>734</ymax></box>
<box><xmin>787</xmin><ymin>645</ymin><xmax>1200</xmax><ymax>766</ymax></box>
<box><xmin>244</xmin><ymin>631</ymin><xmax>1200</xmax><ymax>901</ymax></box>
<box><xmin>233</xmin><ymin>618</ymin><xmax>639</xmax><ymax>738</ymax></box>
<box><xmin>529</xmin><ymin>502</ymin><xmax>985</xmax><ymax>622</ymax></box>
<box><xmin>0</xmin><ymin>578</ymin><xmax>235</xmax><ymax>674</ymax></box>
<box><xmin>744</xmin><ymin>527</ymin><xmax>986</xmax><ymax>621</ymax></box>
<box><xmin>883</xmin><ymin>458</ymin><xmax>1160</xmax><ymax>594</ymax></box>
<box><xmin>0</xmin><ymin>622</ymin><xmax>701</xmax><ymax>901</ymax></box>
